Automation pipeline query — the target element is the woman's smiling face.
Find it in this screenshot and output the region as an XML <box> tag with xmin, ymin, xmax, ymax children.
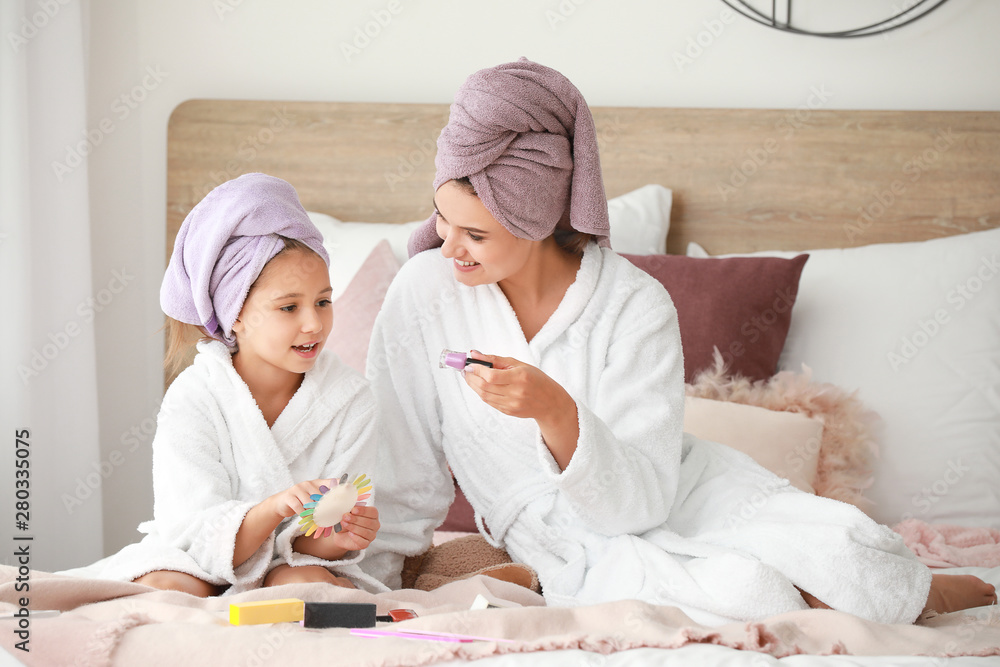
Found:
<box><xmin>433</xmin><ymin>179</ymin><xmax>534</xmax><ymax>287</ymax></box>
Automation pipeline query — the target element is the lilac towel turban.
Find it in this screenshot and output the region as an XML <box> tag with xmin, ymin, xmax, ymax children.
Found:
<box><xmin>408</xmin><ymin>58</ymin><xmax>611</xmax><ymax>257</ymax></box>
<box><xmin>160</xmin><ymin>173</ymin><xmax>330</xmax><ymax>347</ymax></box>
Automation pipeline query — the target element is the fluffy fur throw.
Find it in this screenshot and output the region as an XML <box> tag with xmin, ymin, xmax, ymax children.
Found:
<box><xmin>402</xmin><ymin>535</ymin><xmax>541</xmax><ymax>593</ymax></box>
<box><xmin>686</xmin><ymin>351</ymin><xmax>878</xmax><ymax>514</ymax></box>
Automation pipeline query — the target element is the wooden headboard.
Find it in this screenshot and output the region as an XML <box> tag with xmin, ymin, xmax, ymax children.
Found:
<box><xmin>164</xmin><ymin>100</ymin><xmax>999</xmax><ymax>388</ymax></box>
<box><xmin>168</xmin><ymin>99</ymin><xmax>1000</xmax><ymax>260</ymax></box>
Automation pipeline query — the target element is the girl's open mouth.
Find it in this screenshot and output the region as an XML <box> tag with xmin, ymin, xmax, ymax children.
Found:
<box><xmin>293</xmin><ymin>342</ymin><xmax>319</xmax><ymax>357</ymax></box>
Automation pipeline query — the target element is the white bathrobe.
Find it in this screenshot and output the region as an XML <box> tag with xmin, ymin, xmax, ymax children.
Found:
<box><xmin>65</xmin><ymin>340</ymin><xmax>387</xmax><ymax>594</ymax></box>
<box><xmin>364</xmin><ymin>243</ymin><xmax>930</xmax><ymax>625</ymax></box>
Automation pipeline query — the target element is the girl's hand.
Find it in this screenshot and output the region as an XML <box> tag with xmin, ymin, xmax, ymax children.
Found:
<box><xmin>236</xmin><ymin>478</ymin><xmax>330</xmax><ymax>569</ymax></box>
<box><xmin>330</xmin><ymin>505</ymin><xmax>380</xmax><ymax>552</ymax></box>
<box><xmin>462</xmin><ymin>351</ymin><xmax>579</xmax><ymax>470</ymax></box>
<box><xmin>288</xmin><ymin>487</ymin><xmax>380</xmax><ymax>560</ymax></box>
<box><xmin>268</xmin><ymin>479</ymin><xmax>330</xmax><ymax>520</ymax></box>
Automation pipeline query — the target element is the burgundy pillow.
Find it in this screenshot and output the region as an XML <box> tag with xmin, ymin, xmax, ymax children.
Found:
<box><xmin>622</xmin><ymin>253</ymin><xmax>809</xmax><ymax>382</ymax></box>
<box><xmin>439</xmin><ymin>478</ymin><xmax>477</xmax><ymax>533</ymax></box>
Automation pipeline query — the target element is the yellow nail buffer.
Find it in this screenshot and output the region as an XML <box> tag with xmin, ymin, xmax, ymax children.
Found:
<box><xmin>229</xmin><ymin>598</ymin><xmax>305</xmax><ymax>625</ymax></box>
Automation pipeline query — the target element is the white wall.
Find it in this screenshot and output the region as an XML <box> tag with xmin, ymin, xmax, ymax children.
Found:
<box><xmin>80</xmin><ymin>0</ymin><xmax>1000</xmax><ymax>562</ymax></box>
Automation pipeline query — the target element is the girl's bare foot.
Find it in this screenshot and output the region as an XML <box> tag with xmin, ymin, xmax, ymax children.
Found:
<box><xmin>925</xmin><ymin>574</ymin><xmax>997</xmax><ymax>614</ymax></box>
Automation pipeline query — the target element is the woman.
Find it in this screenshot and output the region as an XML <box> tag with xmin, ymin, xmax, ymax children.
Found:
<box><xmin>361</xmin><ymin>58</ymin><xmax>995</xmax><ymax>625</ymax></box>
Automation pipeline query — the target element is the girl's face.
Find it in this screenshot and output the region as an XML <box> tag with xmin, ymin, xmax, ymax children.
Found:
<box><xmin>434</xmin><ymin>180</ymin><xmax>535</xmax><ymax>287</ymax></box>
<box><xmin>231</xmin><ymin>248</ymin><xmax>333</xmax><ymax>378</ymax></box>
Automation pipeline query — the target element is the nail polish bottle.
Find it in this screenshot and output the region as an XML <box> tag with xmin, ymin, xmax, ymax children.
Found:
<box><xmin>439</xmin><ymin>349</ymin><xmax>493</xmax><ymax>370</ymax></box>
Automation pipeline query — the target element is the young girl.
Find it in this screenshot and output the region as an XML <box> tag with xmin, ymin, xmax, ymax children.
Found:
<box><xmin>76</xmin><ymin>173</ymin><xmax>384</xmax><ymax>596</ymax></box>
<box><xmin>362</xmin><ymin>59</ymin><xmax>996</xmax><ymax>624</ymax></box>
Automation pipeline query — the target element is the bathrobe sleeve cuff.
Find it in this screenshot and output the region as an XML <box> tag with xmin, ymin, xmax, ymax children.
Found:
<box><xmin>273</xmin><ymin>519</ymin><xmax>363</xmax><ymax>568</ymax></box>
<box><xmin>536</xmin><ymin>398</ymin><xmax>600</xmax><ymax>486</ymax></box>
<box><xmin>535</xmin><ymin>397</ymin><xmax>587</xmax><ymax>480</ymax></box>
<box><xmin>537</xmin><ymin>399</ymin><xmax>672</xmax><ymax>536</ymax></box>
<box><xmin>185</xmin><ymin>499</ymin><xmax>274</xmax><ymax>587</ymax></box>
<box><xmin>272</xmin><ymin>520</ymin><xmax>390</xmax><ymax>592</ymax></box>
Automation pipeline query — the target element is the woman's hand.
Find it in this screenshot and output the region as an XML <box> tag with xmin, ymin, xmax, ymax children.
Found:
<box><xmin>462</xmin><ymin>351</ymin><xmax>580</xmax><ymax>470</ymax></box>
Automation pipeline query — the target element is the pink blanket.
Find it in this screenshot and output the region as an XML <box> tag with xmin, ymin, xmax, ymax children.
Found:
<box><xmin>2</xmin><ymin>566</ymin><xmax>999</xmax><ymax>667</ymax></box>
<box><xmin>894</xmin><ymin>519</ymin><xmax>1000</xmax><ymax>568</ymax></box>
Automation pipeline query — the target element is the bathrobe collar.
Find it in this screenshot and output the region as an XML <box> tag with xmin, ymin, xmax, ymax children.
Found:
<box><xmin>195</xmin><ymin>340</ymin><xmax>339</xmax><ymax>469</ymax></box>
<box><xmin>483</xmin><ymin>241</ymin><xmax>603</xmax><ymax>355</ymax></box>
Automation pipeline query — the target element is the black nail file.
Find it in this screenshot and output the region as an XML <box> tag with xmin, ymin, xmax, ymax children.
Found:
<box><xmin>302</xmin><ymin>602</ymin><xmax>377</xmax><ymax>628</ymax></box>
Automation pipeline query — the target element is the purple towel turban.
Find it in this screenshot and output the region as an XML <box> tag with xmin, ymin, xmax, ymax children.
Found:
<box><xmin>160</xmin><ymin>173</ymin><xmax>329</xmax><ymax>347</ymax></box>
<box><xmin>408</xmin><ymin>58</ymin><xmax>611</xmax><ymax>257</ymax></box>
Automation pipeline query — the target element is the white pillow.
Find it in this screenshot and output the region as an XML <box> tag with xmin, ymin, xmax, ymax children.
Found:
<box><xmin>307</xmin><ymin>212</ymin><xmax>421</xmax><ymax>300</ymax></box>
<box><xmin>686</xmin><ymin>242</ymin><xmax>710</xmax><ymax>258</ymax></box>
<box><xmin>608</xmin><ymin>184</ymin><xmax>672</xmax><ymax>255</ymax></box>
<box><xmin>684</xmin><ymin>396</ymin><xmax>822</xmax><ymax>494</ymax></box>
<box><xmin>688</xmin><ymin>227</ymin><xmax>1000</xmax><ymax>529</ymax></box>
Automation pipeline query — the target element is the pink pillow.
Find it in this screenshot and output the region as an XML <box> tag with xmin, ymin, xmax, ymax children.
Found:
<box><xmin>328</xmin><ymin>240</ymin><xmax>400</xmax><ymax>374</ymax></box>
<box><xmin>684</xmin><ymin>396</ymin><xmax>823</xmax><ymax>494</ymax></box>
<box><xmin>622</xmin><ymin>253</ymin><xmax>808</xmax><ymax>383</ymax></box>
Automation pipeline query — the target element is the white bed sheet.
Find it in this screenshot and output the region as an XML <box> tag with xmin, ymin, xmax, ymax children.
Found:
<box><xmin>459</xmin><ymin>646</ymin><xmax>998</xmax><ymax>667</ymax></box>
<box><xmin>436</xmin><ymin>566</ymin><xmax>1000</xmax><ymax>667</ymax></box>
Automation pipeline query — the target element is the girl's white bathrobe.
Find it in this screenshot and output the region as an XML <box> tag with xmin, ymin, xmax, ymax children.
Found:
<box><xmin>364</xmin><ymin>243</ymin><xmax>931</xmax><ymax>626</ymax></box>
<box><xmin>65</xmin><ymin>340</ymin><xmax>387</xmax><ymax>593</ymax></box>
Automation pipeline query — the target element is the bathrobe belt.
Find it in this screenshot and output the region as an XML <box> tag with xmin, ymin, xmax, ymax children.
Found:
<box><xmin>474</xmin><ymin>478</ymin><xmax>553</xmax><ymax>549</ymax></box>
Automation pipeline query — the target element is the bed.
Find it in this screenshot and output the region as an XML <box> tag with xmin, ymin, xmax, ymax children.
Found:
<box><xmin>2</xmin><ymin>100</ymin><xmax>999</xmax><ymax>666</ymax></box>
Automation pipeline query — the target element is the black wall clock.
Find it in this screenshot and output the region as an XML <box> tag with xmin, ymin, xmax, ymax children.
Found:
<box><xmin>720</xmin><ymin>0</ymin><xmax>953</xmax><ymax>38</ymax></box>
